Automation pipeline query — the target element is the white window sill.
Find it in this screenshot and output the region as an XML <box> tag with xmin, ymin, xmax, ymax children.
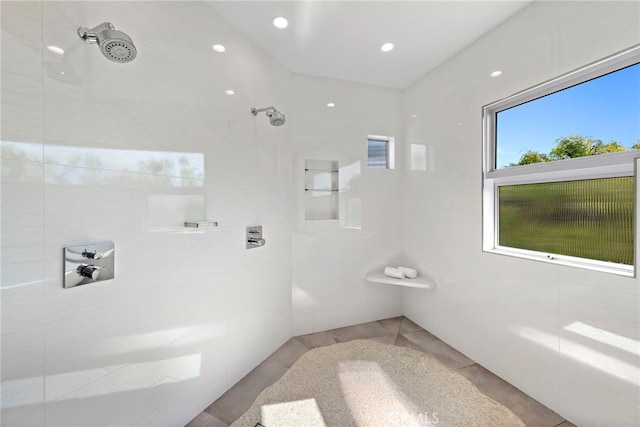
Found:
<box><xmin>485</xmin><ymin>247</ymin><xmax>635</xmax><ymax>278</ymax></box>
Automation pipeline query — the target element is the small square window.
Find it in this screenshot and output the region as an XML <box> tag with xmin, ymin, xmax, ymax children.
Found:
<box><xmin>367</xmin><ymin>136</ymin><xmax>395</xmax><ymax>169</ymax></box>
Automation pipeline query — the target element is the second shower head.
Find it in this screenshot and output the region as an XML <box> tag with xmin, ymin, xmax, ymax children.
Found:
<box><xmin>251</xmin><ymin>106</ymin><xmax>286</xmax><ymax>126</ymax></box>
<box><xmin>78</xmin><ymin>22</ymin><xmax>137</xmax><ymax>63</ymax></box>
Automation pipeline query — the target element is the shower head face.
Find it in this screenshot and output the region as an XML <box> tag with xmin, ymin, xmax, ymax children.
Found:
<box><xmin>268</xmin><ymin>110</ymin><xmax>286</xmax><ymax>126</ymax></box>
<box><xmin>99</xmin><ymin>30</ymin><xmax>137</xmax><ymax>63</ymax></box>
<box><xmin>78</xmin><ymin>23</ymin><xmax>137</xmax><ymax>63</ymax></box>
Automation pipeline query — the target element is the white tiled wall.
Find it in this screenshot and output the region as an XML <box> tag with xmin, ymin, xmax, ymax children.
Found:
<box><xmin>2</xmin><ymin>2</ymin><xmax>292</xmax><ymax>425</ymax></box>
<box><xmin>4</xmin><ymin>1</ymin><xmax>639</xmax><ymax>426</ymax></box>
<box><xmin>2</xmin><ymin>3</ymin><xmax>47</xmax><ymax>425</ymax></box>
<box><xmin>401</xmin><ymin>2</ymin><xmax>640</xmax><ymax>426</ymax></box>
<box><xmin>290</xmin><ymin>74</ymin><xmax>404</xmax><ymax>335</ymax></box>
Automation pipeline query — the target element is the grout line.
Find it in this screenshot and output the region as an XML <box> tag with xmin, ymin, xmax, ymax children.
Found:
<box><xmin>455</xmin><ymin>362</ymin><xmax>478</xmax><ymax>372</ymax></box>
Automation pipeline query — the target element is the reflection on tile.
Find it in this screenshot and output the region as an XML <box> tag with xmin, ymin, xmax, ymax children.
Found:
<box><xmin>43</xmin><ymin>162</ymin><xmax>205</xmax><ymax>235</ymax></box>
<box><xmin>45</xmin><ymin>351</ymin><xmax>203</xmax><ymax>426</ymax></box>
<box><xmin>1</xmin><ymin>140</ymin><xmax>43</xmax><ymax>163</ymax></box>
<box><xmin>264</xmin><ymin>338</ymin><xmax>309</xmax><ymax>368</ymax></box>
<box><xmin>294</xmin><ymin>332</ymin><xmax>337</xmax><ymax>349</ymax></box>
<box><xmin>410</xmin><ymin>143</ymin><xmax>427</xmax><ymax>171</ymax></box>
<box><xmin>43</xmin><ymin>145</ymin><xmax>204</xmax><ymax>183</ymax></box>
<box><xmin>458</xmin><ymin>364</ymin><xmax>565</xmax><ymax>427</ymax></box>
<box><xmin>44</xmin><ymin>161</ymin><xmax>203</xmax><ymax>189</ymax></box>
<box><xmin>205</xmin><ymin>359</ymin><xmax>289</xmax><ymax>425</ymax></box>
<box><xmin>399</xmin><ymin>317</ymin><xmax>422</xmax><ymax>334</ymax></box>
<box><xmin>185</xmin><ymin>411</ymin><xmax>228</xmax><ymax>427</ymax></box>
<box><xmin>1</xmin><ymin>280</ymin><xmax>46</xmax><ymax>425</ymax></box>
<box><xmin>327</xmin><ymin>321</ymin><xmax>391</xmax><ymax>342</ymax></box>
<box><xmin>366</xmin><ymin>334</ymin><xmax>397</xmax><ymax>345</ymax></box>
<box><xmin>378</xmin><ymin>316</ymin><xmax>403</xmax><ymax>335</ymax></box>
<box><xmin>397</xmin><ymin>331</ymin><xmax>475</xmax><ymax>369</ymax></box>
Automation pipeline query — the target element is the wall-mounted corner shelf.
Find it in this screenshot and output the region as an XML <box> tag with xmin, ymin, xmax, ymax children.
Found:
<box><xmin>364</xmin><ymin>271</ymin><xmax>434</xmax><ymax>289</ymax></box>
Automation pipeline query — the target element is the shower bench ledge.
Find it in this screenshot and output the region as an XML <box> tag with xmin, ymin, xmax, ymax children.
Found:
<box><xmin>365</xmin><ymin>271</ymin><xmax>434</xmax><ymax>289</ymax></box>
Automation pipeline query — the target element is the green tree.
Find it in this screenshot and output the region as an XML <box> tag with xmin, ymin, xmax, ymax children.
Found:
<box><xmin>510</xmin><ymin>150</ymin><xmax>550</xmax><ymax>166</ymax></box>
<box><xmin>549</xmin><ymin>135</ymin><xmax>628</xmax><ymax>159</ymax></box>
<box><xmin>549</xmin><ymin>135</ymin><xmax>593</xmax><ymax>160</ymax></box>
<box><xmin>507</xmin><ymin>135</ymin><xmax>635</xmax><ymax>168</ymax></box>
<box><xmin>591</xmin><ymin>141</ymin><xmax>627</xmax><ymax>155</ymax></box>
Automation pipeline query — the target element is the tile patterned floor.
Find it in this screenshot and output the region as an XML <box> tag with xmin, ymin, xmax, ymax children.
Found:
<box><xmin>186</xmin><ymin>317</ymin><xmax>576</xmax><ymax>427</ymax></box>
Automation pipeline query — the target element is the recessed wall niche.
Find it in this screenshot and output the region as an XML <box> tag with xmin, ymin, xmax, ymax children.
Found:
<box><xmin>304</xmin><ymin>159</ymin><xmax>339</xmax><ymax>220</ymax></box>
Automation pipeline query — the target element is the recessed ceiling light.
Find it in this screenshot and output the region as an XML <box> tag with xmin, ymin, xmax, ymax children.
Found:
<box><xmin>47</xmin><ymin>45</ymin><xmax>64</xmax><ymax>55</ymax></box>
<box><xmin>224</xmin><ymin>89</ymin><xmax>235</xmax><ymax>96</ymax></box>
<box><xmin>212</xmin><ymin>44</ymin><xmax>226</xmax><ymax>53</ymax></box>
<box><xmin>410</xmin><ymin>114</ymin><xmax>418</xmax><ymax>118</ymax></box>
<box><xmin>272</xmin><ymin>16</ymin><xmax>288</xmax><ymax>29</ymax></box>
<box><xmin>380</xmin><ymin>42</ymin><xmax>394</xmax><ymax>52</ymax></box>
<box><xmin>327</xmin><ymin>102</ymin><xmax>335</xmax><ymax>108</ymax></box>
<box><xmin>490</xmin><ymin>70</ymin><xmax>502</xmax><ymax>77</ymax></box>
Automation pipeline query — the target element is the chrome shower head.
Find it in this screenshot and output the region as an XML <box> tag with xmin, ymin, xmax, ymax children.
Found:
<box><xmin>251</xmin><ymin>106</ymin><xmax>286</xmax><ymax>126</ymax></box>
<box><xmin>266</xmin><ymin>109</ymin><xmax>286</xmax><ymax>126</ymax></box>
<box><xmin>78</xmin><ymin>22</ymin><xmax>137</xmax><ymax>63</ymax></box>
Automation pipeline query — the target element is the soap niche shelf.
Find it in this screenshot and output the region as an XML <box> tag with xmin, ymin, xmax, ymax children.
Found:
<box><xmin>304</xmin><ymin>159</ymin><xmax>339</xmax><ymax>220</ymax></box>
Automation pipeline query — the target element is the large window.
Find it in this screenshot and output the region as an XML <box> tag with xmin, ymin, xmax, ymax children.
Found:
<box><xmin>483</xmin><ymin>46</ymin><xmax>639</xmax><ymax>276</ymax></box>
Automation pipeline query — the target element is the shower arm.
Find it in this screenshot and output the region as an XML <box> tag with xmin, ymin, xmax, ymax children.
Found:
<box><xmin>251</xmin><ymin>106</ymin><xmax>276</xmax><ymax>116</ymax></box>
<box><xmin>78</xmin><ymin>22</ymin><xmax>115</xmax><ymax>44</ymax></box>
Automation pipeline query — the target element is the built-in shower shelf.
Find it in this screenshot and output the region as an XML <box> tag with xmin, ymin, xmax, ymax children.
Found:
<box><xmin>364</xmin><ymin>271</ymin><xmax>434</xmax><ymax>289</ymax></box>
<box><xmin>305</xmin><ymin>159</ymin><xmax>339</xmax><ymax>220</ymax></box>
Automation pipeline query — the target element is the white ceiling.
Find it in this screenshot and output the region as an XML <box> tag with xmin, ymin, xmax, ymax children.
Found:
<box><xmin>209</xmin><ymin>1</ymin><xmax>532</xmax><ymax>89</ymax></box>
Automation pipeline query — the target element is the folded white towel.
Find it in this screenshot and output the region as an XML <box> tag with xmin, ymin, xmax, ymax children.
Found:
<box><xmin>398</xmin><ymin>266</ymin><xmax>418</xmax><ymax>279</ymax></box>
<box><xmin>384</xmin><ymin>267</ymin><xmax>404</xmax><ymax>279</ymax></box>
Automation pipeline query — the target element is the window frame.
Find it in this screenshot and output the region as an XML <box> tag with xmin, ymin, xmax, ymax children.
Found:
<box><xmin>482</xmin><ymin>45</ymin><xmax>640</xmax><ymax>277</ymax></box>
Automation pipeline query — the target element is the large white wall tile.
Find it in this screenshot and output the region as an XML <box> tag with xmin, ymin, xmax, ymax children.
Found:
<box><xmin>1</xmin><ymin>3</ymin><xmax>46</xmax><ymax>425</ymax></box>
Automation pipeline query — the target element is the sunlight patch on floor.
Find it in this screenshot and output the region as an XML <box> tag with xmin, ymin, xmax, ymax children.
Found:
<box><xmin>261</xmin><ymin>398</ymin><xmax>326</xmax><ymax>427</ymax></box>
<box><xmin>338</xmin><ymin>360</ymin><xmax>425</xmax><ymax>426</ymax></box>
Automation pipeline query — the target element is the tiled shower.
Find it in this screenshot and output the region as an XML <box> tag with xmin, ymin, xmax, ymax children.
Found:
<box><xmin>2</xmin><ymin>1</ymin><xmax>639</xmax><ymax>426</ymax></box>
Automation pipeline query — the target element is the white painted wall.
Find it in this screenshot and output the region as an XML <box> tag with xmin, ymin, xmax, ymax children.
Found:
<box><xmin>2</xmin><ymin>2</ymin><xmax>292</xmax><ymax>425</ymax></box>
<box><xmin>290</xmin><ymin>73</ymin><xmax>404</xmax><ymax>335</ymax></box>
<box><xmin>402</xmin><ymin>2</ymin><xmax>640</xmax><ymax>426</ymax></box>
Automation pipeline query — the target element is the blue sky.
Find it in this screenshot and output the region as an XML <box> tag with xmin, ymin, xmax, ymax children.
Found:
<box><xmin>496</xmin><ymin>63</ymin><xmax>640</xmax><ymax>168</ymax></box>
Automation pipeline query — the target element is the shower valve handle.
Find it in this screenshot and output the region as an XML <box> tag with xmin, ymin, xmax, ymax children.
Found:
<box><xmin>248</xmin><ymin>238</ymin><xmax>266</xmax><ymax>246</ymax></box>
<box><xmin>82</xmin><ymin>249</ymin><xmax>103</xmax><ymax>260</ymax></box>
<box><xmin>77</xmin><ymin>264</ymin><xmax>101</xmax><ymax>280</ymax></box>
